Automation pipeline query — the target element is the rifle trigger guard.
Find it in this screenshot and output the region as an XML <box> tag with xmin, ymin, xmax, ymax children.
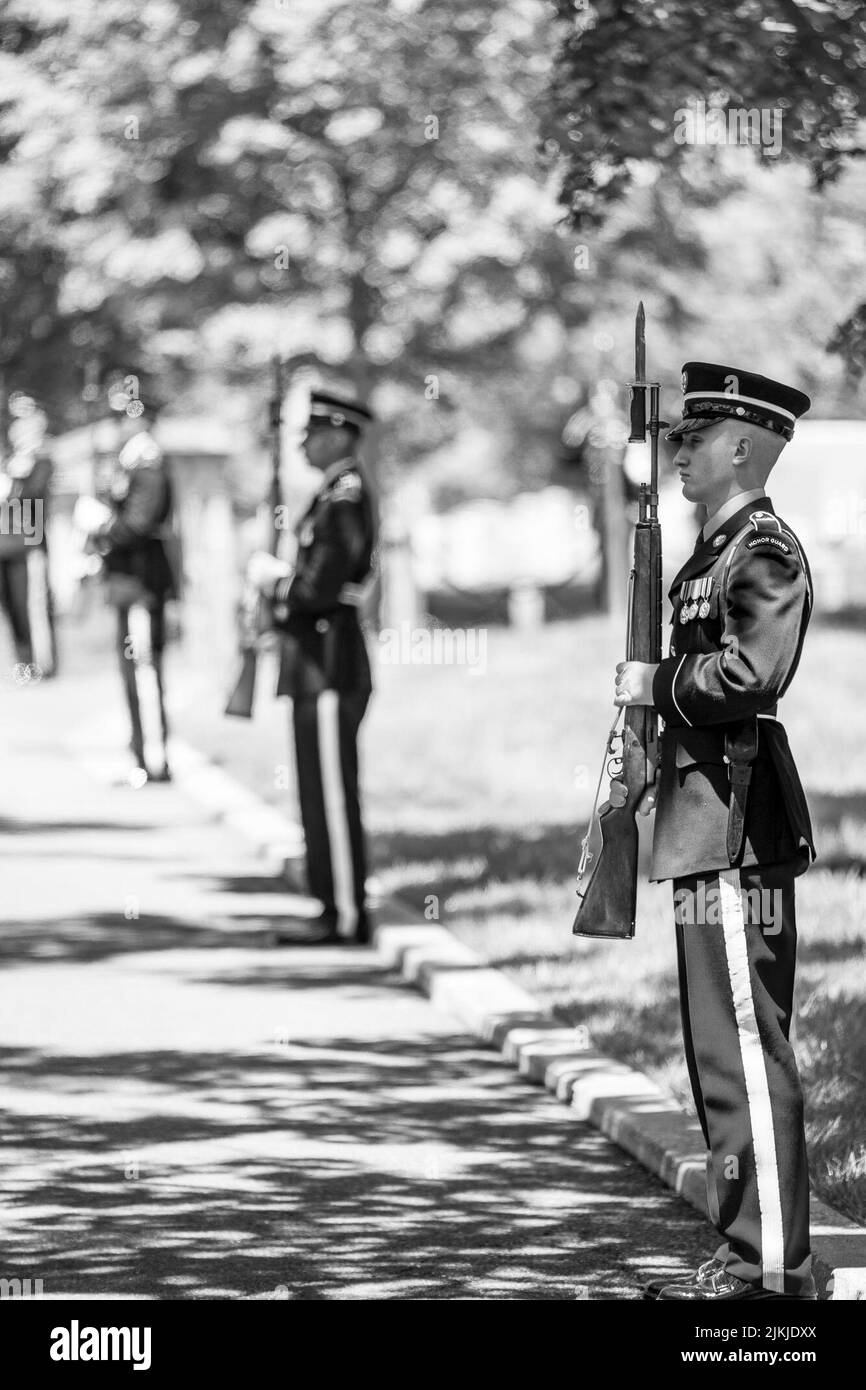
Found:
<box><xmin>606</xmin><ymin>731</ymin><xmax>624</xmax><ymax>779</ymax></box>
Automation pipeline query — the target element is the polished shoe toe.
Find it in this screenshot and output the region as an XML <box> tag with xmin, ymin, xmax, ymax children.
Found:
<box><xmin>643</xmin><ymin>1257</ymin><xmax>724</xmax><ymax>1301</ymax></box>
<box><xmin>657</xmin><ymin>1268</ymin><xmax>815</xmax><ymax>1301</ymax></box>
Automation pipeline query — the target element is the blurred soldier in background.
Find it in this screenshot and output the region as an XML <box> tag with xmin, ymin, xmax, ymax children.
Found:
<box><xmin>0</xmin><ymin>393</ymin><xmax>57</xmax><ymax>680</ymax></box>
<box><xmin>79</xmin><ymin>400</ymin><xmax>176</xmax><ymax>787</ymax></box>
<box><xmin>248</xmin><ymin>390</ymin><xmax>377</xmax><ymax>945</ymax></box>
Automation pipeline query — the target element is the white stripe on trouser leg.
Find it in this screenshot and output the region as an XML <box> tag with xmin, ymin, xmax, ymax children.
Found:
<box><xmin>129</xmin><ymin>604</ymin><xmax>163</xmax><ymax>772</ymax></box>
<box><xmin>26</xmin><ymin>549</ymin><xmax>51</xmax><ymax>673</ymax></box>
<box><xmin>316</xmin><ymin>690</ymin><xmax>357</xmax><ymax>938</ymax></box>
<box><xmin>718</xmin><ymin>869</ymin><xmax>786</xmax><ymax>1292</ymax></box>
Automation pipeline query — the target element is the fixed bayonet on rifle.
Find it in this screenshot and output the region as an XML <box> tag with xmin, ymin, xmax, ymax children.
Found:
<box><xmin>224</xmin><ymin>356</ymin><xmax>284</xmax><ymax>718</ymax></box>
<box><xmin>572</xmin><ymin>303</ymin><xmax>664</xmax><ymax>939</ymax></box>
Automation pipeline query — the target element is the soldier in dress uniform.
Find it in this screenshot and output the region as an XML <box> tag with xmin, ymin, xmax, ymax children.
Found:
<box><xmin>611</xmin><ymin>363</ymin><xmax>817</xmax><ymax>1301</ymax></box>
<box><xmin>248</xmin><ymin>389</ymin><xmax>376</xmax><ymax>945</ymax></box>
<box><xmin>84</xmin><ymin>403</ymin><xmax>176</xmax><ymax>786</ymax></box>
<box><xmin>0</xmin><ymin>394</ymin><xmax>57</xmax><ymax>680</ymax></box>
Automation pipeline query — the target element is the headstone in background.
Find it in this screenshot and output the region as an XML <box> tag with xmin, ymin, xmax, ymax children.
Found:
<box><xmin>507</xmin><ymin>581</ymin><xmax>545</xmax><ymax>630</ymax></box>
<box><xmin>379</xmin><ymin>511</ymin><xmax>420</xmax><ymax>631</ymax></box>
<box><xmin>411</xmin><ymin>486</ymin><xmax>601</xmax><ymax>601</ymax></box>
<box><xmin>773</xmin><ymin>420</ymin><xmax>866</xmax><ymax>616</ymax></box>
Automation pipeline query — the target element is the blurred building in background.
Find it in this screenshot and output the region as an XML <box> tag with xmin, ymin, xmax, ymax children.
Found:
<box><xmin>381</xmin><ymin>419</ymin><xmax>866</xmax><ymax>633</ymax></box>
<box><xmin>405</xmin><ymin>487</ymin><xmax>600</xmax><ymax>628</ymax></box>
<box><xmin>771</xmin><ymin>420</ymin><xmax>866</xmax><ymax>618</ymax></box>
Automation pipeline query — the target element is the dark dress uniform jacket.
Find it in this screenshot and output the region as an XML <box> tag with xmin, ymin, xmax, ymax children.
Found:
<box><xmin>650</xmin><ymin>497</ymin><xmax>815</xmax><ymax>882</ymax></box>
<box><xmin>273</xmin><ymin>462</ymin><xmax>375</xmax><ymax>699</ymax></box>
<box><xmin>100</xmin><ymin>440</ymin><xmax>176</xmax><ymax>607</ymax></box>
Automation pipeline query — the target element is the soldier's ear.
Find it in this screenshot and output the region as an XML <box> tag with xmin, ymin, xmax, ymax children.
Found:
<box><xmin>732</xmin><ymin>435</ymin><xmax>753</xmax><ymax>466</ymax></box>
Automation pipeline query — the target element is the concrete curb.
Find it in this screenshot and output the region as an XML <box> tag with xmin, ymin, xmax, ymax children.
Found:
<box><xmin>169</xmin><ymin>740</ymin><xmax>307</xmax><ymax>872</ymax></box>
<box><xmin>169</xmin><ymin>737</ymin><xmax>866</xmax><ymax>1301</ymax></box>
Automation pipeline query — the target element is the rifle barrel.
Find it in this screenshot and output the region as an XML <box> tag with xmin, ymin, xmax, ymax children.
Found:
<box><xmin>268</xmin><ymin>356</ymin><xmax>283</xmax><ymax>557</ymax></box>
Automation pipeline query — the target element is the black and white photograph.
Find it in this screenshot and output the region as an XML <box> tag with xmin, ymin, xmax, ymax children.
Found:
<box><xmin>0</xmin><ymin>0</ymin><xmax>865</xmax><ymax>1354</ymax></box>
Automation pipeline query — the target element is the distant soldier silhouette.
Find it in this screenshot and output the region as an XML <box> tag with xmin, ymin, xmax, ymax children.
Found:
<box><xmin>82</xmin><ymin>400</ymin><xmax>176</xmax><ymax>786</ymax></box>
<box><xmin>0</xmin><ymin>393</ymin><xmax>57</xmax><ymax>680</ymax></box>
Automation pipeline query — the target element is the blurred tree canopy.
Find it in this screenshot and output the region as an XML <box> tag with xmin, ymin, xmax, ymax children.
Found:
<box><xmin>544</xmin><ymin>0</ymin><xmax>866</xmax><ymax>374</ymax></box>
<box><xmin>0</xmin><ymin>0</ymin><xmax>583</xmax><ymax>491</ymax></box>
<box><xmin>0</xmin><ymin>0</ymin><xmax>864</xmax><ymax>499</ymax></box>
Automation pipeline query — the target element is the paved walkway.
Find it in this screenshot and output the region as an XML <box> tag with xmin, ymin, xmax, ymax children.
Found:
<box><xmin>0</xmin><ymin>669</ymin><xmax>716</xmax><ymax>1299</ymax></box>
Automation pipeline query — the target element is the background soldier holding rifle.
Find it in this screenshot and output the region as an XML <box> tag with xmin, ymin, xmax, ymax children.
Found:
<box><xmin>79</xmin><ymin>397</ymin><xmax>176</xmax><ymax>787</ymax></box>
<box><xmin>242</xmin><ymin>387</ymin><xmax>377</xmax><ymax>947</ymax></box>
<box><xmin>576</xmin><ymin>311</ymin><xmax>817</xmax><ymax>1301</ymax></box>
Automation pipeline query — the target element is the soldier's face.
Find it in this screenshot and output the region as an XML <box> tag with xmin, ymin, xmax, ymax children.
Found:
<box><xmin>301</xmin><ymin>424</ymin><xmax>354</xmax><ymax>470</ymax></box>
<box><xmin>672</xmin><ymin>424</ymin><xmax>737</xmax><ymax>507</ymax></box>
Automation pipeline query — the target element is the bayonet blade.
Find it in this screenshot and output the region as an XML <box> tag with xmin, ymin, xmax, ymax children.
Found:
<box><xmin>635</xmin><ymin>301</ymin><xmax>646</xmax><ymax>383</ymax></box>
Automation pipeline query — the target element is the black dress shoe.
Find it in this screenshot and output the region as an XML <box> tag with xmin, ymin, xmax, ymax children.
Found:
<box><xmin>643</xmin><ymin>1257</ymin><xmax>724</xmax><ymax>1300</ymax></box>
<box><xmin>270</xmin><ymin>912</ymin><xmax>340</xmax><ymax>946</ymax></box>
<box><xmin>270</xmin><ymin>906</ymin><xmax>374</xmax><ymax>947</ymax></box>
<box><xmin>657</xmin><ymin>1267</ymin><xmax>817</xmax><ymax>1301</ymax></box>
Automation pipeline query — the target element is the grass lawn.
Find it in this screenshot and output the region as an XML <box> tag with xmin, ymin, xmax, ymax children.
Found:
<box><xmin>176</xmin><ymin>613</ymin><xmax>866</xmax><ymax>1226</ymax></box>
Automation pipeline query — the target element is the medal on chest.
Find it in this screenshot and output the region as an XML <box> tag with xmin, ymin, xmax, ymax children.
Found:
<box><xmin>679</xmin><ymin>575</ymin><xmax>714</xmax><ymax>624</ymax></box>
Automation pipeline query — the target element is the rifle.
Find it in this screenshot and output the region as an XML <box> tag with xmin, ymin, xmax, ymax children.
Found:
<box><xmin>224</xmin><ymin>356</ymin><xmax>283</xmax><ymax>718</ymax></box>
<box><xmin>572</xmin><ymin>303</ymin><xmax>664</xmax><ymax>939</ymax></box>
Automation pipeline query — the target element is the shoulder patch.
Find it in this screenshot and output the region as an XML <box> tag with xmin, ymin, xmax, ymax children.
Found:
<box><xmin>745</xmin><ymin>535</ymin><xmax>792</xmax><ymax>555</ymax></box>
<box><xmin>329</xmin><ymin>470</ymin><xmax>362</xmax><ymax>501</ymax></box>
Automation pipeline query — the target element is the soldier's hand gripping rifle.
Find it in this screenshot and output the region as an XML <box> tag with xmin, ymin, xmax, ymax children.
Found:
<box><xmin>224</xmin><ymin>356</ymin><xmax>284</xmax><ymax>718</ymax></box>
<box><xmin>572</xmin><ymin>303</ymin><xmax>664</xmax><ymax>939</ymax></box>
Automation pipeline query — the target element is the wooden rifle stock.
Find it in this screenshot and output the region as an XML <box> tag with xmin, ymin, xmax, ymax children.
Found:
<box><xmin>573</xmin><ymin>302</ymin><xmax>664</xmax><ymax>939</ymax></box>
<box><xmin>224</xmin><ymin>357</ymin><xmax>283</xmax><ymax>719</ymax></box>
<box><xmin>224</xmin><ymin>648</ymin><xmax>258</xmax><ymax>719</ymax></box>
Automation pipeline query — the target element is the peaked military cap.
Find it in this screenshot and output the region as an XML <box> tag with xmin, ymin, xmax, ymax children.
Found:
<box><xmin>308</xmin><ymin>390</ymin><xmax>373</xmax><ymax>432</ymax></box>
<box><xmin>666</xmin><ymin>363</ymin><xmax>811</xmax><ymax>443</ymax></box>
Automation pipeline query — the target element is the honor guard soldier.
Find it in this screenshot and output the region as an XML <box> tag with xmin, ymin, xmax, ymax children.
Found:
<box><xmin>611</xmin><ymin>363</ymin><xmax>817</xmax><ymax>1300</ymax></box>
<box><xmin>83</xmin><ymin>401</ymin><xmax>176</xmax><ymax>786</ymax></box>
<box><xmin>248</xmin><ymin>389</ymin><xmax>376</xmax><ymax>945</ymax></box>
<box><xmin>0</xmin><ymin>393</ymin><xmax>57</xmax><ymax>680</ymax></box>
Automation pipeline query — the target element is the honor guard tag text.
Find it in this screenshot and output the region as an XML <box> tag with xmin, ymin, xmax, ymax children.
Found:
<box><xmin>746</xmin><ymin>535</ymin><xmax>791</xmax><ymax>554</ymax></box>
